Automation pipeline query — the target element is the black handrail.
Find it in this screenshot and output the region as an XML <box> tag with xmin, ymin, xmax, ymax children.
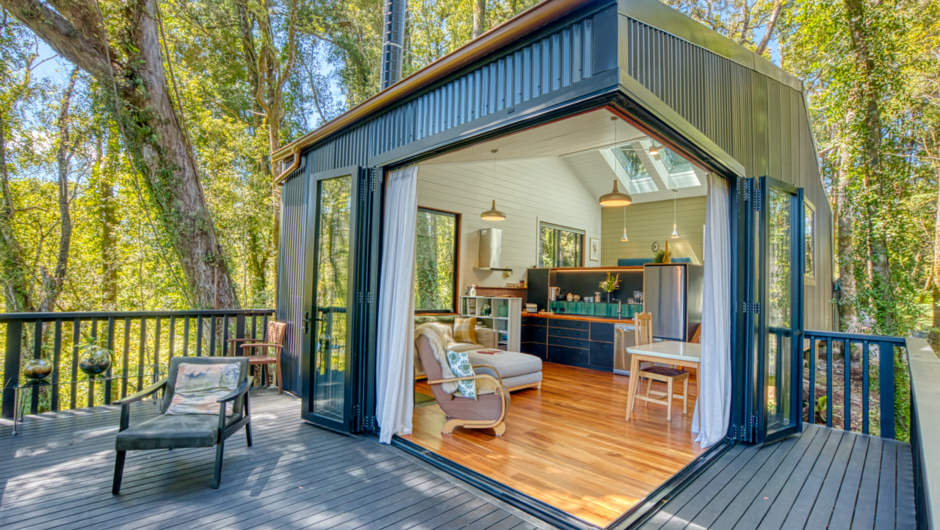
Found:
<box><xmin>801</xmin><ymin>329</ymin><xmax>907</xmax><ymax>440</ymax></box>
<box><xmin>1</xmin><ymin>309</ymin><xmax>276</xmax><ymax>420</ymax></box>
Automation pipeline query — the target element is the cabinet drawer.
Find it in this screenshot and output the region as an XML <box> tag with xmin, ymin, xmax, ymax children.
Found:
<box><xmin>547</xmin><ymin>336</ymin><xmax>590</xmax><ymax>349</ymax></box>
<box><xmin>548</xmin><ymin>346</ymin><xmax>590</xmax><ymax>367</ymax></box>
<box><xmin>521</xmin><ymin>316</ymin><xmax>547</xmax><ymax>326</ymax></box>
<box><xmin>590</xmin><ymin>341</ymin><xmax>614</xmax><ymax>369</ymax></box>
<box><xmin>548</xmin><ymin>327</ymin><xmax>589</xmax><ymax>340</ymax></box>
<box><xmin>590</xmin><ymin>322</ymin><xmax>615</xmax><ymax>343</ymax></box>
<box><xmin>521</xmin><ymin>342</ymin><xmax>546</xmax><ymax>360</ymax></box>
<box><xmin>549</xmin><ymin>319</ymin><xmax>590</xmax><ymax>330</ymax></box>
<box><xmin>521</xmin><ymin>325</ymin><xmax>547</xmax><ymax>343</ymax></box>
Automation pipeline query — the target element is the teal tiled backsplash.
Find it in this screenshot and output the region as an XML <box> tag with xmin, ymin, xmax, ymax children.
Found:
<box><xmin>549</xmin><ymin>301</ymin><xmax>643</xmax><ymax>318</ymax></box>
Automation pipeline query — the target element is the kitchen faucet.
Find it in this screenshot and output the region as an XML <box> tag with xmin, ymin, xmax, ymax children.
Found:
<box><xmin>612</xmin><ymin>298</ymin><xmax>622</xmax><ymax>319</ymax></box>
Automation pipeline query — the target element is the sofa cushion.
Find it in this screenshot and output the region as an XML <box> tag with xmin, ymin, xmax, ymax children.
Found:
<box><xmin>453</xmin><ymin>317</ymin><xmax>476</xmax><ymax>343</ymax></box>
<box><xmin>466</xmin><ymin>350</ymin><xmax>543</xmax><ymax>380</ymax></box>
<box><xmin>166</xmin><ymin>362</ymin><xmax>240</xmax><ymax>415</ymax></box>
<box><xmin>448</xmin><ymin>342</ymin><xmax>484</xmax><ymax>352</ymax></box>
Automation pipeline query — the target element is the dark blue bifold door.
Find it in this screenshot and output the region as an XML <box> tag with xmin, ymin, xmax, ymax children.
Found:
<box><xmin>747</xmin><ymin>176</ymin><xmax>805</xmax><ymax>444</ymax></box>
<box><xmin>300</xmin><ymin>166</ymin><xmax>362</xmax><ymax>432</ymax></box>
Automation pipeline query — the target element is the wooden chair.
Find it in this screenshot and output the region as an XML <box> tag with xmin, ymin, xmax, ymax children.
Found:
<box><xmin>227</xmin><ymin>321</ymin><xmax>287</xmax><ymax>393</ymax></box>
<box><xmin>631</xmin><ymin>312</ymin><xmax>690</xmax><ymax>422</ymax></box>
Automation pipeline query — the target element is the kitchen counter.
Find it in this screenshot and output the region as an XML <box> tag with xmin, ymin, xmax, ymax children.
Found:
<box><xmin>523</xmin><ymin>312</ymin><xmax>635</xmax><ymax>324</ymax></box>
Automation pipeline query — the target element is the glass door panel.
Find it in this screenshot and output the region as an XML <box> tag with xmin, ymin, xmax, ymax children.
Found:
<box><xmin>301</xmin><ymin>167</ymin><xmax>359</xmax><ymax>432</ymax></box>
<box><xmin>751</xmin><ymin>177</ymin><xmax>804</xmax><ymax>444</ymax></box>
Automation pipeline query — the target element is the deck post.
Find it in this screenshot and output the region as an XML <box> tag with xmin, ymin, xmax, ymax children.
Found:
<box><xmin>879</xmin><ymin>341</ymin><xmax>896</xmax><ymax>439</ymax></box>
<box><xmin>3</xmin><ymin>320</ymin><xmax>23</xmax><ymax>419</ymax></box>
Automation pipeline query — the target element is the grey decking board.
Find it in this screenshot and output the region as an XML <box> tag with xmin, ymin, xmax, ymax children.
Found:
<box><xmin>802</xmin><ymin>429</ymin><xmax>858</xmax><ymax>529</ymax></box>
<box><xmin>638</xmin><ymin>444</ymin><xmax>749</xmax><ymax>529</ymax></box>
<box><xmin>650</xmin><ymin>426</ymin><xmax>914</xmax><ymax>530</ymax></box>
<box><xmin>689</xmin><ymin>435</ymin><xmax>799</xmax><ymax>529</ymax></box>
<box><xmin>852</xmin><ymin>436</ymin><xmax>885</xmax><ymax>530</ymax></box>
<box><xmin>467</xmin><ymin>510</ymin><xmax>515</xmax><ymax>529</ymax></box>
<box><xmin>406</xmin><ymin>495</ymin><xmax>491</xmax><ymax>529</ymax></box>
<box><xmin>752</xmin><ymin>426</ymin><xmax>834</xmax><ymax>530</ymax></box>
<box><xmin>0</xmin><ymin>391</ymin><xmax>526</xmax><ymax>530</ymax></box>
<box><xmin>828</xmin><ymin>435</ymin><xmax>871</xmax><ymax>530</ymax></box>
<box><xmin>712</xmin><ymin>430</ymin><xmax>814</xmax><ymax>529</ymax></box>
<box><xmin>875</xmin><ymin>440</ymin><xmax>898</xmax><ymax>529</ymax></box>
<box><xmin>485</xmin><ymin>515</ymin><xmax>529</xmax><ymax>530</ymax></box>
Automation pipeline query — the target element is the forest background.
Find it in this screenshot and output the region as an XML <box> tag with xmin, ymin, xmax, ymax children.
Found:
<box><xmin>0</xmin><ymin>0</ymin><xmax>938</xmax><ymax>346</ymax></box>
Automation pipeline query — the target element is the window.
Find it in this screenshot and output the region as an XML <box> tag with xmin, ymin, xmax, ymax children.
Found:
<box><xmin>415</xmin><ymin>208</ymin><xmax>459</xmax><ymax>313</ymax></box>
<box><xmin>804</xmin><ymin>200</ymin><xmax>816</xmax><ymax>286</ymax></box>
<box><xmin>539</xmin><ymin>223</ymin><xmax>584</xmax><ymax>268</ymax></box>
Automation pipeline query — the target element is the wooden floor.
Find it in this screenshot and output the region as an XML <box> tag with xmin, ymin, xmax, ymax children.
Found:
<box><xmin>0</xmin><ymin>389</ymin><xmax>544</xmax><ymax>530</ymax></box>
<box><xmin>641</xmin><ymin>424</ymin><xmax>916</xmax><ymax>530</ymax></box>
<box><xmin>404</xmin><ymin>363</ymin><xmax>705</xmax><ymax>528</ymax></box>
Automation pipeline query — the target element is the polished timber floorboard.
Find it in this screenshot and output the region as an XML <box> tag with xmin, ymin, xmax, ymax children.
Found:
<box><xmin>404</xmin><ymin>363</ymin><xmax>705</xmax><ymax>527</ymax></box>
<box><xmin>0</xmin><ymin>389</ymin><xmax>541</xmax><ymax>530</ymax></box>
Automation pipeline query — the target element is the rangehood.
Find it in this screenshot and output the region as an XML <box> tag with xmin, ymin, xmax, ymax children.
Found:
<box><xmin>475</xmin><ymin>228</ymin><xmax>512</xmax><ymax>272</ymax></box>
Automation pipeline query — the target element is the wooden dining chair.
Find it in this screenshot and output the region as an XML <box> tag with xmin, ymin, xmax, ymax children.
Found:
<box><xmin>630</xmin><ymin>312</ymin><xmax>689</xmax><ymax>421</ymax></box>
<box><xmin>227</xmin><ymin>321</ymin><xmax>287</xmax><ymax>393</ymax></box>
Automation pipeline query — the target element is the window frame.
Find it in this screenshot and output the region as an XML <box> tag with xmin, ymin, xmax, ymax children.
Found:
<box><xmin>804</xmin><ymin>199</ymin><xmax>816</xmax><ymax>286</ymax></box>
<box><xmin>538</xmin><ymin>222</ymin><xmax>585</xmax><ymax>268</ymax></box>
<box><xmin>414</xmin><ymin>206</ymin><xmax>461</xmax><ymax>314</ymax></box>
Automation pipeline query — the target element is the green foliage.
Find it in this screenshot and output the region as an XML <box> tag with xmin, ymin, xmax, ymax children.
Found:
<box><xmin>599</xmin><ymin>272</ymin><xmax>621</xmax><ymax>293</ymax></box>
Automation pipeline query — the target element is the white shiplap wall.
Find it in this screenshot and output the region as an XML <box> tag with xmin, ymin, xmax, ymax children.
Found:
<box><xmin>417</xmin><ymin>157</ymin><xmax>603</xmax><ymax>290</ymax></box>
<box><xmin>600</xmin><ymin>197</ymin><xmax>707</xmax><ymax>266</ymax></box>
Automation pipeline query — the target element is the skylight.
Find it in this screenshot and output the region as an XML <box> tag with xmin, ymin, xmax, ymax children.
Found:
<box><xmin>657</xmin><ymin>147</ymin><xmax>700</xmax><ymax>189</ymax></box>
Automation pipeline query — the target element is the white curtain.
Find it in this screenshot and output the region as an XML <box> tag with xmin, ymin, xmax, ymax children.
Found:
<box><xmin>375</xmin><ymin>165</ymin><xmax>418</xmax><ymax>444</ymax></box>
<box><xmin>692</xmin><ymin>173</ymin><xmax>732</xmax><ymax>448</ymax></box>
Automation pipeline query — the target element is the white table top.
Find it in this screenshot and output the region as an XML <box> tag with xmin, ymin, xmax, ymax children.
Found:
<box><xmin>626</xmin><ymin>341</ymin><xmax>702</xmax><ymax>363</ymax></box>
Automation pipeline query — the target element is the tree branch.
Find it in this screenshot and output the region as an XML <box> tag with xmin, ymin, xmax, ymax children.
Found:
<box><xmin>755</xmin><ymin>0</ymin><xmax>783</xmax><ymax>55</ymax></box>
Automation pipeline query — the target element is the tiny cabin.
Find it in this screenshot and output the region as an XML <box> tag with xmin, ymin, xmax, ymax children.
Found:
<box><xmin>271</xmin><ymin>0</ymin><xmax>834</xmax><ymax>525</ymax></box>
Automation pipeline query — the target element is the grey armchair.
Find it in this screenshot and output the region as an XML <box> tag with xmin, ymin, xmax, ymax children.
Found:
<box><xmin>112</xmin><ymin>357</ymin><xmax>252</xmax><ymax>494</ymax></box>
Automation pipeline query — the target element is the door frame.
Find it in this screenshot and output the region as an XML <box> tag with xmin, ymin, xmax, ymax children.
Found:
<box><xmin>300</xmin><ymin>165</ymin><xmax>362</xmax><ymax>432</ymax></box>
<box><xmin>749</xmin><ymin>176</ymin><xmax>805</xmax><ymax>444</ymax></box>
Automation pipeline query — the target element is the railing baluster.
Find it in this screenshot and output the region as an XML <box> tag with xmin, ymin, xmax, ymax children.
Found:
<box><xmin>826</xmin><ymin>338</ymin><xmax>833</xmax><ymax>428</ymax></box>
<box><xmin>137</xmin><ymin>319</ymin><xmax>146</xmax><ymax>392</ymax></box>
<box><xmin>222</xmin><ymin>315</ymin><xmax>230</xmax><ymax>357</ymax></box>
<box><xmin>105</xmin><ymin>317</ymin><xmax>115</xmax><ymax>405</ymax></box>
<box><xmin>879</xmin><ymin>341</ymin><xmax>896</xmax><ymax>440</ymax></box>
<box><xmin>31</xmin><ymin>320</ymin><xmax>42</xmax><ymax>414</ymax></box>
<box><xmin>196</xmin><ymin>317</ymin><xmax>204</xmax><ymax>356</ymax></box>
<box><xmin>153</xmin><ymin>317</ymin><xmax>161</xmax><ymax>384</ymax></box>
<box><xmin>70</xmin><ymin>319</ymin><xmax>80</xmax><ymax>410</ymax></box>
<box><xmin>808</xmin><ymin>335</ymin><xmax>816</xmax><ymax>424</ymax></box>
<box><xmin>843</xmin><ymin>339</ymin><xmax>851</xmax><ymax>431</ymax></box>
<box><xmin>183</xmin><ymin>317</ymin><xmax>190</xmax><ymax>357</ymax></box>
<box><xmin>251</xmin><ymin>314</ymin><xmax>257</xmax><ymax>339</ymax></box>
<box><xmin>2</xmin><ymin>321</ymin><xmax>23</xmax><ymax>420</ymax></box>
<box><xmin>51</xmin><ymin>320</ymin><xmax>62</xmax><ymax>411</ymax></box>
<box><xmin>168</xmin><ymin>316</ymin><xmax>176</xmax><ymax>363</ymax></box>
<box><xmin>122</xmin><ymin>318</ymin><xmax>130</xmax><ymax>399</ymax></box>
<box><xmin>209</xmin><ymin>316</ymin><xmax>217</xmax><ymax>357</ymax></box>
<box><xmin>862</xmin><ymin>340</ymin><xmax>870</xmax><ymax>435</ymax></box>
<box><xmin>89</xmin><ymin>318</ymin><xmax>98</xmax><ymax>408</ymax></box>
<box><xmin>263</xmin><ymin>313</ymin><xmax>269</xmax><ymax>333</ymax></box>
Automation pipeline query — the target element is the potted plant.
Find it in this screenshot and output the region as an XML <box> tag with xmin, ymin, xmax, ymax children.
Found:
<box><xmin>599</xmin><ymin>272</ymin><xmax>621</xmax><ymax>303</ymax></box>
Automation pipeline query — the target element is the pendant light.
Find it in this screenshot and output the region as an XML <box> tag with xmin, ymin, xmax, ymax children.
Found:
<box><xmin>599</xmin><ymin>116</ymin><xmax>633</xmax><ymax>207</ymax></box>
<box><xmin>670</xmin><ymin>189</ymin><xmax>680</xmax><ymax>239</ymax></box>
<box><xmin>481</xmin><ymin>149</ymin><xmax>506</xmax><ymax>221</ymax></box>
<box><xmin>620</xmin><ymin>205</ymin><xmax>629</xmax><ymax>242</ymax></box>
<box><xmin>649</xmin><ymin>144</ymin><xmax>661</xmax><ymax>157</ymax></box>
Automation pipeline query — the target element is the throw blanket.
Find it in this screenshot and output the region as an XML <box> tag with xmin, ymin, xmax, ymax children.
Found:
<box><xmin>415</xmin><ymin>322</ymin><xmax>461</xmax><ymax>394</ymax></box>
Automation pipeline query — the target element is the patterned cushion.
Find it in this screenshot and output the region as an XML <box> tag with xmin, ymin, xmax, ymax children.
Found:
<box><xmin>453</xmin><ymin>317</ymin><xmax>477</xmax><ymax>344</ymax></box>
<box><xmin>446</xmin><ymin>350</ymin><xmax>477</xmax><ymax>400</ymax></box>
<box><xmin>166</xmin><ymin>362</ymin><xmax>241</xmax><ymax>415</ymax></box>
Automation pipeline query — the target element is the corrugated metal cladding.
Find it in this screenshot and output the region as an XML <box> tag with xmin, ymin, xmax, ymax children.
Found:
<box><xmin>276</xmin><ymin>164</ymin><xmax>308</xmax><ymax>394</ymax></box>
<box><xmin>624</xmin><ymin>17</ymin><xmax>834</xmax><ymax>330</ymax></box>
<box><xmin>274</xmin><ymin>6</ymin><xmax>618</xmax><ymax>374</ymax></box>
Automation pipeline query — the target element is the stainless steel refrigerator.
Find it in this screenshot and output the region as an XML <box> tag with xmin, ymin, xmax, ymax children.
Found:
<box><xmin>642</xmin><ymin>263</ymin><xmax>704</xmax><ymax>342</ymax></box>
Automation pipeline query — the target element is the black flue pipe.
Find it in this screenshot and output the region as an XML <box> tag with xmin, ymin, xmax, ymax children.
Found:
<box><xmin>381</xmin><ymin>0</ymin><xmax>406</xmax><ymax>89</ymax></box>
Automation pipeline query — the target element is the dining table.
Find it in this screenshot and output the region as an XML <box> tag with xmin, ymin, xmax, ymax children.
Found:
<box><xmin>624</xmin><ymin>341</ymin><xmax>701</xmax><ymax>421</ymax></box>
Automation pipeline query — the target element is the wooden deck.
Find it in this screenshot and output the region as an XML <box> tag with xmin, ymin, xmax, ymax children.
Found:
<box><xmin>639</xmin><ymin>424</ymin><xmax>916</xmax><ymax>530</ymax></box>
<box><xmin>0</xmin><ymin>389</ymin><xmax>545</xmax><ymax>530</ymax></box>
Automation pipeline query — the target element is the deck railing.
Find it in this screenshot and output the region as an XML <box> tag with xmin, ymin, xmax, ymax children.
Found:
<box><xmin>0</xmin><ymin>309</ymin><xmax>275</xmax><ymax>420</ymax></box>
<box><xmin>798</xmin><ymin>329</ymin><xmax>908</xmax><ymax>440</ymax></box>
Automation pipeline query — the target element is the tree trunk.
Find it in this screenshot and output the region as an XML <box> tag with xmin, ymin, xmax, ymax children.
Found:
<box><xmin>928</xmin><ymin>180</ymin><xmax>940</xmax><ymax>353</ymax></box>
<box><xmin>0</xmin><ymin>108</ymin><xmax>33</xmax><ymax>313</ymax></box>
<box><xmin>836</xmin><ymin>128</ymin><xmax>856</xmax><ymax>330</ymax></box>
<box><xmin>99</xmin><ymin>132</ymin><xmax>119</xmax><ymax>310</ymax></box>
<box><xmin>472</xmin><ymin>0</ymin><xmax>486</xmax><ymax>39</ymax></box>
<box><xmin>2</xmin><ymin>0</ymin><xmax>240</xmax><ymax>309</ymax></box>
